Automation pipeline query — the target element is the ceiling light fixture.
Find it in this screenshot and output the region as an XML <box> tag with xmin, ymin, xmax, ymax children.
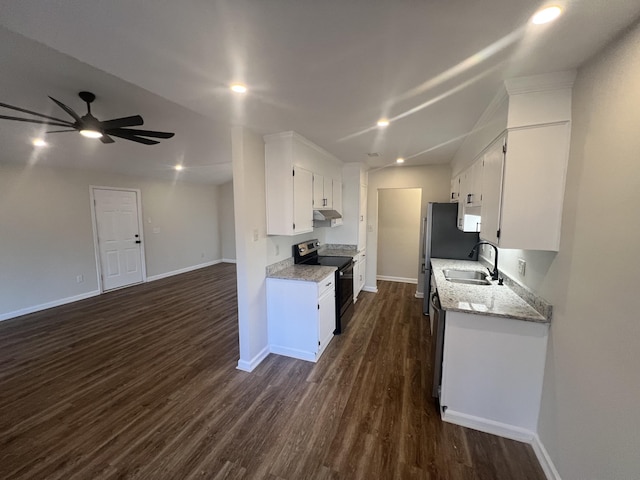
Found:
<box><xmin>32</xmin><ymin>138</ymin><xmax>47</xmax><ymax>147</ymax></box>
<box><xmin>396</xmin><ymin>157</ymin><xmax>405</xmax><ymax>164</ymax></box>
<box><xmin>377</xmin><ymin>119</ymin><xmax>390</xmax><ymax>128</ymax></box>
<box><xmin>531</xmin><ymin>6</ymin><xmax>562</xmax><ymax>24</ymax></box>
<box><xmin>174</xmin><ymin>164</ymin><xmax>184</xmax><ymax>171</ymax></box>
<box><xmin>79</xmin><ymin>129</ymin><xmax>103</xmax><ymax>139</ymax></box>
<box><xmin>230</xmin><ymin>84</ymin><xmax>247</xmax><ymax>94</ymax></box>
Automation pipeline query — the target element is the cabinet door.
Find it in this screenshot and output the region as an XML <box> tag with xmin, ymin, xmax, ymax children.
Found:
<box><xmin>293</xmin><ymin>167</ymin><xmax>314</xmax><ymax>234</ymax></box>
<box><xmin>323</xmin><ymin>177</ymin><xmax>333</xmax><ymax>208</ymax></box>
<box><xmin>470</xmin><ymin>160</ymin><xmax>483</xmax><ymax>207</ymax></box>
<box><xmin>318</xmin><ymin>288</ymin><xmax>336</xmax><ymax>353</ymax></box>
<box><xmin>450</xmin><ymin>175</ymin><xmax>460</xmax><ymax>202</ymax></box>
<box><xmin>312</xmin><ymin>173</ymin><xmax>325</xmax><ymax>209</ymax></box>
<box><xmin>479</xmin><ymin>137</ymin><xmax>505</xmax><ymax>244</ymax></box>
<box><xmin>358</xmin><ymin>254</ymin><xmax>366</xmax><ymax>292</ymax></box>
<box><xmin>353</xmin><ymin>260</ymin><xmax>360</xmax><ymax>299</ymax></box>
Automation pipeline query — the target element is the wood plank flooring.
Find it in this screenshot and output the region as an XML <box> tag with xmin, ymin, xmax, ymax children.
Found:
<box><xmin>0</xmin><ymin>263</ymin><xmax>545</xmax><ymax>479</ymax></box>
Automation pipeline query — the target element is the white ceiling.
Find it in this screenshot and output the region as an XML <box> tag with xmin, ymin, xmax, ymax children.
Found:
<box><xmin>1</xmin><ymin>1</ymin><xmax>639</xmax><ymax>183</ymax></box>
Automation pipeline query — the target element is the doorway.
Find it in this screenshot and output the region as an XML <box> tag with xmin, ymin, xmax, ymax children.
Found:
<box><xmin>377</xmin><ymin>188</ymin><xmax>422</xmax><ymax>284</ymax></box>
<box><xmin>91</xmin><ymin>187</ymin><xmax>146</xmax><ymax>291</ymax></box>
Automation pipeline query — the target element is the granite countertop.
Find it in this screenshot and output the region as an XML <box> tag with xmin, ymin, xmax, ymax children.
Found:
<box><xmin>430</xmin><ymin>258</ymin><xmax>548</xmax><ymax>323</ymax></box>
<box><xmin>318</xmin><ymin>247</ymin><xmax>359</xmax><ymax>258</ymax></box>
<box><xmin>267</xmin><ymin>264</ymin><xmax>337</xmax><ymax>282</ymax></box>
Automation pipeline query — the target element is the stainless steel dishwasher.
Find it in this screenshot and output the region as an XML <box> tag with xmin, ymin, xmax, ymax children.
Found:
<box><xmin>429</xmin><ymin>287</ymin><xmax>445</xmax><ymax>400</ymax></box>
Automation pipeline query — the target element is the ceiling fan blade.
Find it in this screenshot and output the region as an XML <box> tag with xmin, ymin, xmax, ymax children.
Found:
<box><xmin>0</xmin><ymin>102</ymin><xmax>75</xmax><ymax>125</ymax></box>
<box><xmin>108</xmin><ymin>131</ymin><xmax>160</xmax><ymax>145</ymax></box>
<box><xmin>46</xmin><ymin>129</ymin><xmax>78</xmax><ymax>133</ymax></box>
<box><xmin>100</xmin><ymin>115</ymin><xmax>144</xmax><ymax>129</ymax></box>
<box><xmin>0</xmin><ymin>114</ymin><xmax>76</xmax><ymax>128</ymax></box>
<box><xmin>100</xmin><ymin>134</ymin><xmax>115</xmax><ymax>144</ymax></box>
<box><xmin>48</xmin><ymin>96</ymin><xmax>82</xmax><ymax>123</ymax></box>
<box><xmin>105</xmin><ymin>128</ymin><xmax>174</xmax><ymax>139</ymax></box>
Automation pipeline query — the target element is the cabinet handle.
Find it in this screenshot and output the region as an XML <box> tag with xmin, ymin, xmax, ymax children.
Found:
<box><xmin>326</xmin><ymin>282</ymin><xmax>332</xmax><ymax>286</ymax></box>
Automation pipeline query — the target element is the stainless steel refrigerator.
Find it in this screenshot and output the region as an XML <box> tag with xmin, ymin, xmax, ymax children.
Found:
<box><xmin>422</xmin><ymin>202</ymin><xmax>479</xmax><ymax>313</ymax></box>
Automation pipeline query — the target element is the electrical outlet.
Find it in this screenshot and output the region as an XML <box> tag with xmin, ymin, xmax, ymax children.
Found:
<box><xmin>518</xmin><ymin>258</ymin><xmax>526</xmax><ymax>276</ymax></box>
<box><xmin>275</xmin><ymin>244</ymin><xmax>280</xmax><ymax>256</ymax></box>
<box><xmin>201</xmin><ymin>252</ymin><xmax>205</xmax><ymax>259</ymax></box>
<box><xmin>488</xmin><ymin>247</ymin><xmax>494</xmax><ymax>260</ymax></box>
<box><xmin>253</xmin><ymin>229</ymin><xmax>259</xmax><ymax>242</ymax></box>
<box><xmin>76</xmin><ymin>274</ymin><xmax>84</xmax><ymax>283</ymax></box>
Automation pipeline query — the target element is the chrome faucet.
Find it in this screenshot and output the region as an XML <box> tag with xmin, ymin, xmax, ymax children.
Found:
<box><xmin>469</xmin><ymin>241</ymin><xmax>500</xmax><ymax>281</ymax></box>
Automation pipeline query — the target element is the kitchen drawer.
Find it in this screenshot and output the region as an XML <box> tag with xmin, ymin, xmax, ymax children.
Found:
<box><xmin>318</xmin><ymin>272</ymin><xmax>335</xmax><ymax>297</ymax></box>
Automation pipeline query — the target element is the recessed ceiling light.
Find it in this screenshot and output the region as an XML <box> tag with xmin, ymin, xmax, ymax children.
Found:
<box><xmin>79</xmin><ymin>129</ymin><xmax>103</xmax><ymax>139</ymax></box>
<box><xmin>230</xmin><ymin>84</ymin><xmax>247</xmax><ymax>94</ymax></box>
<box><xmin>174</xmin><ymin>164</ymin><xmax>184</xmax><ymax>171</ymax></box>
<box><xmin>396</xmin><ymin>157</ymin><xmax>405</xmax><ymax>164</ymax></box>
<box><xmin>377</xmin><ymin>119</ymin><xmax>390</xmax><ymax>128</ymax></box>
<box><xmin>32</xmin><ymin>138</ymin><xmax>47</xmax><ymax>147</ymax></box>
<box><xmin>531</xmin><ymin>6</ymin><xmax>562</xmax><ymax>24</ymax></box>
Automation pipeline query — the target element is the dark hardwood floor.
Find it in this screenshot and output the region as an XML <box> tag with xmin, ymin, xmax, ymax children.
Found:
<box><xmin>0</xmin><ymin>263</ymin><xmax>545</xmax><ymax>479</ymax></box>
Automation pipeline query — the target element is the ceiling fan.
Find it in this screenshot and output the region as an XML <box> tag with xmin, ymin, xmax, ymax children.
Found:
<box><xmin>0</xmin><ymin>91</ymin><xmax>175</xmax><ymax>145</ymax></box>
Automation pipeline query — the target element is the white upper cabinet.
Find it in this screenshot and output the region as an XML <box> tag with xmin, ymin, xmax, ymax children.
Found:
<box><xmin>293</xmin><ymin>167</ymin><xmax>314</xmax><ymax>234</ymax></box>
<box><xmin>312</xmin><ymin>174</ymin><xmax>336</xmax><ymax>209</ymax></box>
<box><xmin>479</xmin><ymin>136</ymin><xmax>505</xmax><ymax>244</ymax></box>
<box><xmin>454</xmin><ymin>71</ymin><xmax>576</xmax><ymax>251</ymax></box>
<box><xmin>496</xmin><ymin>123</ymin><xmax>571</xmax><ymax>250</ymax></box>
<box><xmin>324</xmin><ymin>163</ymin><xmax>368</xmax><ymax>251</ymax></box>
<box><xmin>265</xmin><ymin>131</ymin><xmax>343</xmax><ymax>236</ymax></box>
<box><xmin>450</xmin><ymin>175</ymin><xmax>460</xmax><ymax>203</ymax></box>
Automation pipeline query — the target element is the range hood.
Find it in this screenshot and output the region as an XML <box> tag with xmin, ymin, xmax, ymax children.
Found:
<box><xmin>313</xmin><ymin>210</ymin><xmax>342</xmax><ymax>221</ymax></box>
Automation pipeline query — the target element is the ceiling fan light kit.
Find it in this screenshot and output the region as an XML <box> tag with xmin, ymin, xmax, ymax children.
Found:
<box><xmin>0</xmin><ymin>91</ymin><xmax>175</xmax><ymax>146</ymax></box>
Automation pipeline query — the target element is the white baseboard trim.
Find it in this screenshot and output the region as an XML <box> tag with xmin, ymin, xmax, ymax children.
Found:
<box><xmin>0</xmin><ymin>290</ymin><xmax>101</xmax><ymax>322</ymax></box>
<box><xmin>222</xmin><ymin>258</ymin><xmax>237</xmax><ymax>264</ymax></box>
<box><xmin>147</xmin><ymin>260</ymin><xmax>222</xmax><ymax>282</ymax></box>
<box><xmin>442</xmin><ymin>409</ymin><xmax>535</xmax><ymax>443</ymax></box>
<box><xmin>362</xmin><ymin>285</ymin><xmax>378</xmax><ymax>293</ymax></box>
<box><xmin>415</xmin><ymin>291</ymin><xmax>424</xmax><ymax>299</ymax></box>
<box><xmin>376</xmin><ymin>275</ymin><xmax>418</xmax><ymax>284</ymax></box>
<box><xmin>236</xmin><ymin>345</ymin><xmax>270</xmax><ymax>372</ymax></box>
<box><xmin>531</xmin><ymin>434</ymin><xmax>562</xmax><ymax>480</ymax></box>
<box><xmin>268</xmin><ymin>345</ymin><xmax>316</xmax><ymax>363</ymax></box>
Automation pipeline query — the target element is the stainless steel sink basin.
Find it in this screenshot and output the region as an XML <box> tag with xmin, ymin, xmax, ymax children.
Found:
<box><xmin>443</xmin><ymin>269</ymin><xmax>492</xmax><ymax>286</ymax></box>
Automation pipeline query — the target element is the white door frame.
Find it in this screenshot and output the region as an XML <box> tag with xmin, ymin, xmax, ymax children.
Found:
<box><xmin>90</xmin><ymin>185</ymin><xmax>147</xmax><ymax>293</ymax></box>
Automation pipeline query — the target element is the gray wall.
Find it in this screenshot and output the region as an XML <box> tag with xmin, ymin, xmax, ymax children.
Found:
<box><xmin>531</xmin><ymin>22</ymin><xmax>640</xmax><ymax>479</ymax></box>
<box><xmin>365</xmin><ymin>164</ymin><xmax>451</xmax><ymax>294</ymax></box>
<box><xmin>219</xmin><ymin>180</ymin><xmax>236</xmax><ymax>261</ymax></box>
<box><xmin>0</xmin><ymin>164</ymin><xmax>221</xmax><ymax>318</ymax></box>
<box><xmin>477</xmin><ymin>22</ymin><xmax>640</xmax><ymax>478</ymax></box>
<box><xmin>377</xmin><ymin>188</ymin><xmax>422</xmax><ymax>282</ymax></box>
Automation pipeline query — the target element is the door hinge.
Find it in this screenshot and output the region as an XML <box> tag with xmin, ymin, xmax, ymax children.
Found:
<box><xmin>318</xmin><ymin>340</ymin><xmax>321</xmax><ymax>346</ymax></box>
<box><xmin>497</xmin><ymin>229</ymin><xmax>501</xmax><ymax>239</ymax></box>
<box><xmin>293</xmin><ymin>223</ymin><xmax>296</xmax><ymax>230</ymax></box>
<box><xmin>292</xmin><ymin>169</ymin><xmax>295</xmax><ymax>176</ymax></box>
<box><xmin>317</xmin><ymin>304</ymin><xmax>320</xmax><ymax>310</ymax></box>
<box><xmin>502</xmin><ymin>143</ymin><xmax>507</xmax><ymax>154</ymax></box>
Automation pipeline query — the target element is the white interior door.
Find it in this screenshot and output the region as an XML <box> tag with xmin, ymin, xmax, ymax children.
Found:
<box><xmin>93</xmin><ymin>188</ymin><xmax>144</xmax><ymax>291</ymax></box>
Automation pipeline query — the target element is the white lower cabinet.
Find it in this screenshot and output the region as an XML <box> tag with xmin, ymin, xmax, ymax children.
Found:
<box><xmin>440</xmin><ymin>311</ymin><xmax>549</xmax><ymax>437</ymax></box>
<box><xmin>353</xmin><ymin>250</ymin><xmax>366</xmax><ymax>302</ymax></box>
<box><xmin>267</xmin><ymin>273</ymin><xmax>336</xmax><ymax>362</ymax></box>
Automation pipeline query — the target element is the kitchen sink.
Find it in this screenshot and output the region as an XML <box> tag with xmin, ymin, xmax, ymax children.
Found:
<box><xmin>443</xmin><ymin>269</ymin><xmax>492</xmax><ymax>286</ymax></box>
